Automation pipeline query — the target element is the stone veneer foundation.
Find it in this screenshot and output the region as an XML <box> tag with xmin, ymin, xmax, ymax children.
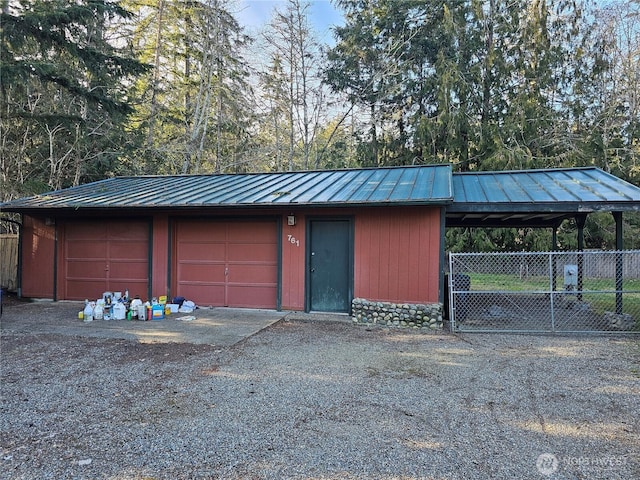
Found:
<box><xmin>351</xmin><ymin>298</ymin><xmax>444</xmax><ymax>330</ymax></box>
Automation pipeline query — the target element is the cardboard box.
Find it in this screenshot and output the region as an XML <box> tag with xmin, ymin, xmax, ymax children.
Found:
<box><xmin>166</xmin><ymin>303</ymin><xmax>179</xmax><ymax>313</ymax></box>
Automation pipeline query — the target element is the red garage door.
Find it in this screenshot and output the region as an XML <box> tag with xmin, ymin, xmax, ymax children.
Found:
<box><xmin>174</xmin><ymin>220</ymin><xmax>278</xmax><ymax>308</ymax></box>
<box><xmin>63</xmin><ymin>221</ymin><xmax>149</xmax><ymax>300</ymax></box>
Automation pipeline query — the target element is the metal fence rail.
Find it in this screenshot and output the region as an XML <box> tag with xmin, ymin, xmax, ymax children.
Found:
<box><xmin>448</xmin><ymin>250</ymin><xmax>640</xmax><ymax>333</ymax></box>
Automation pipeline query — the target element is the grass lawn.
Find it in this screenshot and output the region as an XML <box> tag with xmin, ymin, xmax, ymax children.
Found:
<box><xmin>466</xmin><ymin>273</ymin><xmax>640</xmax><ymax>292</ymax></box>
<box><xmin>461</xmin><ymin>273</ymin><xmax>640</xmax><ymax>320</ymax></box>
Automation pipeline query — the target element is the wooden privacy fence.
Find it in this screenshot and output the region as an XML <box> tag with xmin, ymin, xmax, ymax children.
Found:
<box><xmin>0</xmin><ymin>234</ymin><xmax>18</xmax><ymax>291</ymax></box>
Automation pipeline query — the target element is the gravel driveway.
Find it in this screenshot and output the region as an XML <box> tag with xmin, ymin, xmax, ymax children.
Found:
<box><xmin>1</xmin><ymin>300</ymin><xmax>639</xmax><ymax>479</ymax></box>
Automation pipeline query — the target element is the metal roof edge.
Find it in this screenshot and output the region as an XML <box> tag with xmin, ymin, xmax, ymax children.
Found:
<box><xmin>0</xmin><ymin>199</ymin><xmax>453</xmax><ymax>215</ymax></box>
<box><xmin>110</xmin><ymin>163</ymin><xmax>452</xmax><ymax>180</ymax></box>
<box><xmin>582</xmin><ymin>167</ymin><xmax>640</xmax><ymax>190</ymax></box>
<box><xmin>451</xmin><ymin>166</ymin><xmax>600</xmax><ymax>176</ymax></box>
<box><xmin>0</xmin><ymin>177</ymin><xmax>115</xmax><ymax>207</ymax></box>
<box><xmin>446</xmin><ymin>201</ymin><xmax>640</xmax><ymax>213</ymax></box>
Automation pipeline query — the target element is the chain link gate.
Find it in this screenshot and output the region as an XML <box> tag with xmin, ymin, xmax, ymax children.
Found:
<box><xmin>447</xmin><ymin>250</ymin><xmax>640</xmax><ymax>333</ymax></box>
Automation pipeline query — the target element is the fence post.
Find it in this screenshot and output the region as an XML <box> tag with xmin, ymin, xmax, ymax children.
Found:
<box><xmin>448</xmin><ymin>253</ymin><xmax>455</xmax><ymax>331</ymax></box>
<box><xmin>614</xmin><ymin>212</ymin><xmax>623</xmax><ymax>314</ymax></box>
<box><xmin>549</xmin><ymin>252</ymin><xmax>556</xmax><ymax>332</ymax></box>
<box><xmin>576</xmin><ymin>214</ymin><xmax>587</xmax><ymax>301</ymax></box>
<box><xmin>551</xmin><ymin>223</ymin><xmax>560</xmax><ymax>292</ymax></box>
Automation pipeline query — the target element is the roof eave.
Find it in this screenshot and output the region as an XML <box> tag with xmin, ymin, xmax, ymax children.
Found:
<box><xmin>446</xmin><ymin>202</ymin><xmax>640</xmax><ymax>214</ymax></box>
<box><xmin>3</xmin><ymin>199</ymin><xmax>453</xmax><ymax>215</ymax></box>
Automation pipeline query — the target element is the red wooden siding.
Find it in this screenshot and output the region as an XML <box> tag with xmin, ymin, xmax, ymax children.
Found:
<box><xmin>20</xmin><ymin>216</ymin><xmax>55</xmax><ymax>298</ymax></box>
<box><xmin>354</xmin><ymin>207</ymin><xmax>441</xmax><ymax>304</ymax></box>
<box><xmin>151</xmin><ymin>215</ymin><xmax>169</xmax><ymax>300</ymax></box>
<box><xmin>280</xmin><ymin>216</ymin><xmax>306</xmax><ymax>310</ymax></box>
<box><xmin>174</xmin><ymin>219</ymin><xmax>278</xmax><ymax>308</ymax></box>
<box><xmin>61</xmin><ymin>221</ymin><xmax>149</xmax><ymax>300</ymax></box>
<box><xmin>20</xmin><ymin>207</ymin><xmax>444</xmax><ymax>310</ymax></box>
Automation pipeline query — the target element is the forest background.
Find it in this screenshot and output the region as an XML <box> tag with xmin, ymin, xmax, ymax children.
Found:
<box><xmin>1</xmin><ymin>0</ymin><xmax>639</xmax><ymax>251</ymax></box>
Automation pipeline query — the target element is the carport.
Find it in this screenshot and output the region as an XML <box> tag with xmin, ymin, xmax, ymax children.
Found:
<box><xmin>445</xmin><ymin>167</ymin><xmax>640</xmax><ymax>332</ymax></box>
<box><xmin>447</xmin><ymin>167</ymin><xmax>640</xmax><ymax>248</ymax></box>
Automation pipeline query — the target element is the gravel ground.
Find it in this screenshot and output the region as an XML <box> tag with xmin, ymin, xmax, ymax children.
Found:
<box><xmin>1</xmin><ymin>299</ymin><xmax>639</xmax><ymax>480</ymax></box>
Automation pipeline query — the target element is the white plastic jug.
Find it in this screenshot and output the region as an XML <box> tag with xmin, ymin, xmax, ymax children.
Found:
<box><xmin>130</xmin><ymin>298</ymin><xmax>142</xmax><ymax>320</ymax></box>
<box><xmin>130</xmin><ymin>298</ymin><xmax>143</xmax><ymax>309</ymax></box>
<box><xmin>113</xmin><ymin>302</ymin><xmax>126</xmax><ymax>320</ymax></box>
<box><xmin>83</xmin><ymin>303</ymin><xmax>94</xmax><ymax>322</ymax></box>
<box><xmin>94</xmin><ymin>304</ymin><xmax>104</xmax><ymax>320</ymax></box>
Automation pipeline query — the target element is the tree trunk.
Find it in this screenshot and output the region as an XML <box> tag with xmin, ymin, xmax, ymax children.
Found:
<box><xmin>479</xmin><ymin>0</ymin><xmax>495</xmax><ymax>169</ymax></box>
<box><xmin>147</xmin><ymin>0</ymin><xmax>165</xmax><ymax>147</ymax></box>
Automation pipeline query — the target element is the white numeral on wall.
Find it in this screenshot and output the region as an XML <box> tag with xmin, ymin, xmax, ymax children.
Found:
<box><xmin>287</xmin><ymin>234</ymin><xmax>300</xmax><ymax>247</ymax></box>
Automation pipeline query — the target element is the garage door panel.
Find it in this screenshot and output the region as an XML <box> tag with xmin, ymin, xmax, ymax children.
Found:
<box><xmin>178</xmin><ymin>263</ymin><xmax>225</xmax><ymax>282</ymax></box>
<box><xmin>228</xmin><ymin>222</ymin><xmax>276</xmax><ymax>241</ymax></box>
<box><xmin>107</xmin><ymin>281</ymin><xmax>148</xmax><ymax>298</ymax></box>
<box><xmin>65</xmin><ymin>224</ymin><xmax>107</xmax><ymax>240</ymax></box>
<box><xmin>227</xmin><ymin>243</ymin><xmax>276</xmax><ymax>261</ymax></box>
<box><xmin>179</xmin><ymin>284</ymin><xmax>225</xmax><ymax>305</ymax></box>
<box><xmin>177</xmin><ymin>243</ymin><xmax>226</xmax><ymax>262</ymax></box>
<box><xmin>66</xmin><ymin>280</ymin><xmax>110</xmax><ymax>299</ymax></box>
<box><xmin>67</xmin><ymin>241</ymin><xmax>108</xmax><ymax>260</ymax></box>
<box><xmin>229</xmin><ymin>264</ymin><xmax>277</xmax><ymax>283</ymax></box>
<box><xmin>227</xmin><ymin>285</ymin><xmax>277</xmax><ymax>308</ymax></box>
<box><xmin>66</xmin><ymin>260</ymin><xmax>108</xmax><ymax>279</ymax></box>
<box><xmin>109</xmin><ymin>242</ymin><xmax>148</xmax><ymax>260</ymax></box>
<box><xmin>111</xmin><ymin>280</ymin><xmax>148</xmax><ymax>297</ymax></box>
<box><xmin>108</xmin><ymin>261</ymin><xmax>148</xmax><ymax>279</ymax></box>
<box><xmin>108</xmin><ymin>223</ymin><xmax>148</xmax><ymax>239</ymax></box>
<box><xmin>178</xmin><ymin>222</ymin><xmax>226</xmax><ymax>241</ymax></box>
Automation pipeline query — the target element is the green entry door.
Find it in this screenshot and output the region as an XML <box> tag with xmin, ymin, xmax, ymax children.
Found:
<box><xmin>308</xmin><ymin>219</ymin><xmax>352</xmax><ymax>312</ymax></box>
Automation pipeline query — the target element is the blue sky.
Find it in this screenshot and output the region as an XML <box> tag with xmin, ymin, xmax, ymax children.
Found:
<box><xmin>236</xmin><ymin>0</ymin><xmax>344</xmax><ymax>42</ymax></box>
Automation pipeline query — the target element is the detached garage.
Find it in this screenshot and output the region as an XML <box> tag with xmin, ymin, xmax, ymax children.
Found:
<box><xmin>2</xmin><ymin>165</ymin><xmax>451</xmax><ymax>315</ymax></box>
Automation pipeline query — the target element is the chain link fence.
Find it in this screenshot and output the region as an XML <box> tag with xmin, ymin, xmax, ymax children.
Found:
<box><xmin>447</xmin><ymin>250</ymin><xmax>640</xmax><ymax>333</ymax></box>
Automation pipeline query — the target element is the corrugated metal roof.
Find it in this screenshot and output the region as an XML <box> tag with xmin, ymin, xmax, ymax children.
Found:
<box><xmin>445</xmin><ymin>167</ymin><xmax>640</xmax><ymax>228</ymax></box>
<box><xmin>450</xmin><ymin>167</ymin><xmax>640</xmax><ymax>207</ymax></box>
<box><xmin>0</xmin><ymin>165</ymin><xmax>454</xmax><ymax>211</ymax></box>
<box><xmin>3</xmin><ymin>166</ymin><xmax>638</xmax><ymax>218</ymax></box>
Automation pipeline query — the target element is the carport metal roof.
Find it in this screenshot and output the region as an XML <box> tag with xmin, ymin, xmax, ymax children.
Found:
<box><xmin>1</xmin><ymin>166</ymin><xmax>639</xmax><ymax>223</ymax></box>
<box><xmin>0</xmin><ymin>165</ymin><xmax>453</xmax><ymax>213</ymax></box>
<box><xmin>446</xmin><ymin>167</ymin><xmax>640</xmax><ymax>228</ymax></box>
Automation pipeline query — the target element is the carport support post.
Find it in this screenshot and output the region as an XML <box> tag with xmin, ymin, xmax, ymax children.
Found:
<box><xmin>613</xmin><ymin>211</ymin><xmax>623</xmax><ymax>314</ymax></box>
<box><xmin>576</xmin><ymin>214</ymin><xmax>587</xmax><ymax>301</ymax></box>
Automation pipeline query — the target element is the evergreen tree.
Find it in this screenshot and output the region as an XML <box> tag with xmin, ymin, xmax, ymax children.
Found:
<box><xmin>122</xmin><ymin>0</ymin><xmax>255</xmax><ymax>174</ymax></box>
<box><xmin>579</xmin><ymin>1</ymin><xmax>640</xmax><ymax>184</ymax></box>
<box><xmin>0</xmin><ymin>0</ymin><xmax>148</xmax><ymax>198</ymax></box>
<box><xmin>326</xmin><ymin>0</ymin><xmax>599</xmax><ymax>171</ymax></box>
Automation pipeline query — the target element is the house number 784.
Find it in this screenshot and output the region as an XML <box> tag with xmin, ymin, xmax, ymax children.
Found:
<box><xmin>287</xmin><ymin>235</ymin><xmax>300</xmax><ymax>247</ymax></box>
